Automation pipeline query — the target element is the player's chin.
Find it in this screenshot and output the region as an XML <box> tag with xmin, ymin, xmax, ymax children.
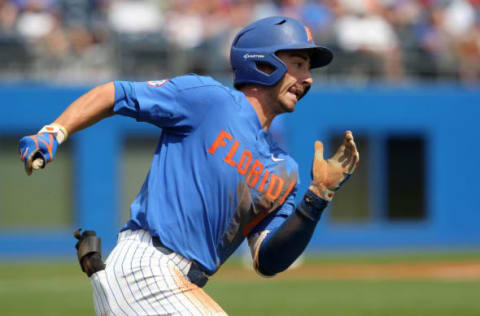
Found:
<box><xmin>286</xmin><ymin>104</ymin><xmax>296</xmax><ymax>112</ymax></box>
<box><xmin>277</xmin><ymin>92</ymin><xmax>298</xmax><ymax>113</ymax></box>
<box><xmin>281</xmin><ymin>98</ymin><xmax>297</xmax><ymax>113</ymax></box>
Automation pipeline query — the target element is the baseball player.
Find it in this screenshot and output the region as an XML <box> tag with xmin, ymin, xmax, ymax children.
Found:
<box><xmin>18</xmin><ymin>16</ymin><xmax>359</xmax><ymax>315</ymax></box>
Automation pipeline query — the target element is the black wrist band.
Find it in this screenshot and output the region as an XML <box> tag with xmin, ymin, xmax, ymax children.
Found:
<box><xmin>296</xmin><ymin>190</ymin><xmax>329</xmax><ymax>222</ymax></box>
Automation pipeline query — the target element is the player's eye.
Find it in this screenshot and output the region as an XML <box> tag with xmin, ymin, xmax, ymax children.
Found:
<box><xmin>289</xmin><ymin>54</ymin><xmax>309</xmax><ymax>69</ymax></box>
<box><xmin>291</xmin><ymin>60</ymin><xmax>302</xmax><ymax>68</ymax></box>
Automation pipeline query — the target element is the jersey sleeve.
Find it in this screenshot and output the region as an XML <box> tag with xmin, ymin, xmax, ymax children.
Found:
<box><xmin>113</xmin><ymin>76</ymin><xmax>210</xmax><ymax>133</ymax></box>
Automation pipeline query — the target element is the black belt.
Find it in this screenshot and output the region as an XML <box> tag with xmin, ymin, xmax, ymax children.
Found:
<box><xmin>152</xmin><ymin>237</ymin><xmax>209</xmax><ymax>288</ymax></box>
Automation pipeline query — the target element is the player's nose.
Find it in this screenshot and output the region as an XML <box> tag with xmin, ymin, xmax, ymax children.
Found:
<box><xmin>302</xmin><ymin>71</ymin><xmax>313</xmax><ymax>87</ymax></box>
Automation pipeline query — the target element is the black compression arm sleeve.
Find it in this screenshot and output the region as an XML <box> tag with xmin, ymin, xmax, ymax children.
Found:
<box><xmin>257</xmin><ymin>190</ymin><xmax>328</xmax><ymax>276</ymax></box>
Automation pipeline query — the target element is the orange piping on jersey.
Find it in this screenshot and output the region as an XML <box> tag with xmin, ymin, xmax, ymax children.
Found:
<box><xmin>242</xmin><ymin>211</ymin><xmax>270</xmax><ymax>236</ymax></box>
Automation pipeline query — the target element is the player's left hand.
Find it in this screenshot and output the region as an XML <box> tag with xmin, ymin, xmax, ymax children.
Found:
<box><xmin>18</xmin><ymin>132</ymin><xmax>59</xmax><ymax>176</ymax></box>
<box><xmin>309</xmin><ymin>130</ymin><xmax>359</xmax><ymax>201</ymax></box>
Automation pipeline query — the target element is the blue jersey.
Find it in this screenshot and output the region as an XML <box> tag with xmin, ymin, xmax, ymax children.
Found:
<box><xmin>113</xmin><ymin>75</ymin><xmax>299</xmax><ymax>275</ymax></box>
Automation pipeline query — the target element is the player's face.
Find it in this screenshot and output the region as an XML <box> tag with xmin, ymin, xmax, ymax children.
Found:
<box><xmin>273</xmin><ymin>50</ymin><xmax>313</xmax><ymax>113</ymax></box>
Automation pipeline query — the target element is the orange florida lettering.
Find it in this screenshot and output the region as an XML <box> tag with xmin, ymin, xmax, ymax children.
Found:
<box><xmin>224</xmin><ymin>140</ymin><xmax>239</xmax><ymax>166</ymax></box>
<box><xmin>246</xmin><ymin>159</ymin><xmax>263</xmax><ymax>187</ymax></box>
<box><xmin>207</xmin><ymin>130</ymin><xmax>233</xmax><ymax>154</ymax></box>
<box><xmin>237</xmin><ymin>150</ymin><xmax>252</xmax><ymax>175</ymax></box>
<box><xmin>278</xmin><ymin>179</ymin><xmax>296</xmax><ymax>205</ymax></box>
<box><xmin>207</xmin><ymin>130</ymin><xmax>296</xmax><ymax>204</ymax></box>
<box><xmin>265</xmin><ymin>174</ymin><xmax>284</xmax><ymax>201</ymax></box>
<box><xmin>258</xmin><ymin>169</ymin><xmax>270</xmax><ymax>192</ymax></box>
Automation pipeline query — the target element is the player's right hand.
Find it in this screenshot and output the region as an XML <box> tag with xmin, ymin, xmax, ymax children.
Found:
<box><xmin>18</xmin><ymin>133</ymin><xmax>58</xmax><ymax>176</ymax></box>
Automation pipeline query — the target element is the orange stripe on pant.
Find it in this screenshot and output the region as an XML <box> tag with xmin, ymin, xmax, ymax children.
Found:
<box><xmin>173</xmin><ymin>269</ymin><xmax>227</xmax><ymax>315</ymax></box>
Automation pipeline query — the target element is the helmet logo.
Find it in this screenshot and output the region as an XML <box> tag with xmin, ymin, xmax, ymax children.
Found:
<box><xmin>304</xmin><ymin>26</ymin><xmax>313</xmax><ymax>42</ymax></box>
<box><xmin>243</xmin><ymin>53</ymin><xmax>265</xmax><ymax>59</ymax></box>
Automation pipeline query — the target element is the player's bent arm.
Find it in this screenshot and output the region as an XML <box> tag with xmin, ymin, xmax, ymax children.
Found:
<box><xmin>18</xmin><ymin>82</ymin><xmax>115</xmax><ymax>175</ymax></box>
<box><xmin>254</xmin><ymin>132</ymin><xmax>359</xmax><ymax>275</ymax></box>
<box><xmin>255</xmin><ymin>190</ymin><xmax>328</xmax><ymax>277</ymax></box>
<box><xmin>53</xmin><ymin>82</ymin><xmax>116</xmax><ymax>135</ymax></box>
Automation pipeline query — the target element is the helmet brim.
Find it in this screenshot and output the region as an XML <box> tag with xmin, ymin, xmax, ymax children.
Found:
<box><xmin>310</xmin><ymin>46</ymin><xmax>333</xmax><ymax>68</ymax></box>
<box><xmin>275</xmin><ymin>44</ymin><xmax>333</xmax><ymax>69</ymax></box>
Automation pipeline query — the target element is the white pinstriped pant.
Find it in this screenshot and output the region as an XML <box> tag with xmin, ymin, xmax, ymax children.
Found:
<box><xmin>90</xmin><ymin>230</ymin><xmax>227</xmax><ymax>316</ymax></box>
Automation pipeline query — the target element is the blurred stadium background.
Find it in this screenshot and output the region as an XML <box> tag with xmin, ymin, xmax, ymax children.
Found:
<box><xmin>1</xmin><ymin>0</ymin><xmax>480</xmax><ymax>315</ymax></box>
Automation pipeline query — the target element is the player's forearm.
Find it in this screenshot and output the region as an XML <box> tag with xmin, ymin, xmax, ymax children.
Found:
<box><xmin>257</xmin><ymin>190</ymin><xmax>328</xmax><ymax>276</ymax></box>
<box><xmin>53</xmin><ymin>82</ymin><xmax>116</xmax><ymax>135</ymax></box>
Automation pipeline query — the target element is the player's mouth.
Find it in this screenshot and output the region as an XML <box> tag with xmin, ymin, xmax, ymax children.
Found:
<box><xmin>287</xmin><ymin>85</ymin><xmax>303</xmax><ymax>101</ymax></box>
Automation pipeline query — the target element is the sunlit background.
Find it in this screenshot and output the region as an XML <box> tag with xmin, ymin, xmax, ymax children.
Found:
<box><xmin>1</xmin><ymin>0</ymin><xmax>479</xmax><ymax>315</ymax></box>
<box><xmin>1</xmin><ymin>0</ymin><xmax>480</xmax><ymax>83</ymax></box>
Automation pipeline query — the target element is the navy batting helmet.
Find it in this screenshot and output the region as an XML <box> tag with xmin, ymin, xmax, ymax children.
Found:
<box><xmin>230</xmin><ymin>16</ymin><xmax>333</xmax><ymax>87</ymax></box>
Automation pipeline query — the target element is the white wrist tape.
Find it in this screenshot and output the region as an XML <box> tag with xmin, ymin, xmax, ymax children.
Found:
<box><xmin>321</xmin><ymin>188</ymin><xmax>335</xmax><ymax>202</ymax></box>
<box><xmin>320</xmin><ymin>173</ymin><xmax>352</xmax><ymax>202</ymax></box>
<box><xmin>38</xmin><ymin>123</ymin><xmax>68</xmax><ymax>144</ymax></box>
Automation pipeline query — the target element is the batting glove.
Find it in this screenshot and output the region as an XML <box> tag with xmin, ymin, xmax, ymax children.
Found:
<box><xmin>309</xmin><ymin>130</ymin><xmax>359</xmax><ymax>201</ymax></box>
<box><xmin>18</xmin><ymin>124</ymin><xmax>68</xmax><ymax>176</ymax></box>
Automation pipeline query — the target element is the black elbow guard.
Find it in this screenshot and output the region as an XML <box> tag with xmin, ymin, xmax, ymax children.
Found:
<box><xmin>257</xmin><ymin>262</ymin><xmax>277</xmax><ymax>277</ymax></box>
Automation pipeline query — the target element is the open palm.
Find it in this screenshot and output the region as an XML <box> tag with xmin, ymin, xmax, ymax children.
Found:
<box><xmin>309</xmin><ymin>130</ymin><xmax>359</xmax><ymax>201</ymax></box>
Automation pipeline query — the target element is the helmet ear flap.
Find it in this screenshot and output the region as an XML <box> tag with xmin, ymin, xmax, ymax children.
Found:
<box><xmin>255</xmin><ymin>61</ymin><xmax>275</xmax><ymax>75</ymax></box>
<box><xmin>231</xmin><ymin>48</ymin><xmax>287</xmax><ymax>87</ymax></box>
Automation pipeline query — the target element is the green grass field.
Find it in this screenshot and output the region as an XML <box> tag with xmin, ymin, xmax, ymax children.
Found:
<box><xmin>0</xmin><ymin>252</ymin><xmax>479</xmax><ymax>316</ymax></box>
